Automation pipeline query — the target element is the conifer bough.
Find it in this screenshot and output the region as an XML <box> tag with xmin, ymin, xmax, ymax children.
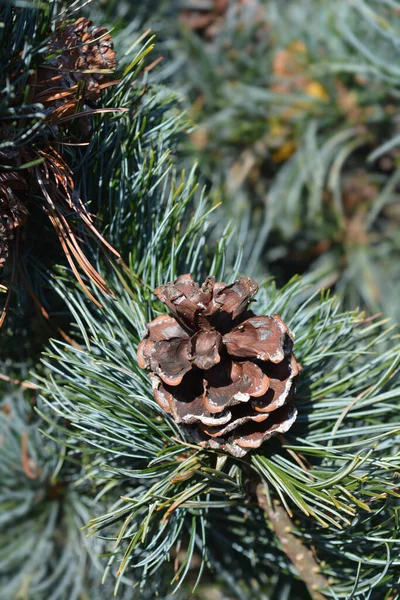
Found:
<box><xmin>138</xmin><ymin>274</ymin><xmax>299</xmax><ymax>457</ymax></box>
<box><xmin>0</xmin><ymin>15</ymin><xmax>119</xmax><ymax>313</ymax></box>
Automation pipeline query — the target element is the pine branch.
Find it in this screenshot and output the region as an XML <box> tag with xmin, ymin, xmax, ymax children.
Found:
<box><xmin>36</xmin><ymin>270</ymin><xmax>400</xmax><ymax>597</ymax></box>
<box><xmin>256</xmin><ymin>483</ymin><xmax>329</xmax><ymax>600</ymax></box>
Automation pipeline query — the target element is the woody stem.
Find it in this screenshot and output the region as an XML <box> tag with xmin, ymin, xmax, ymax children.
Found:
<box><xmin>256</xmin><ymin>483</ymin><xmax>329</xmax><ymax>600</ymax></box>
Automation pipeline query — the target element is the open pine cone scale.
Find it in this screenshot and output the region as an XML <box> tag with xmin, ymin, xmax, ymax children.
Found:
<box><xmin>138</xmin><ymin>275</ymin><xmax>299</xmax><ymax>457</ymax></box>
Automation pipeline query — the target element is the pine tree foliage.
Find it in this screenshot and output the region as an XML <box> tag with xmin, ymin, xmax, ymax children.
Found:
<box><xmin>0</xmin><ymin>388</ymin><xmax>203</xmax><ymax>599</ymax></box>
<box><xmin>37</xmin><ymin>260</ymin><xmax>400</xmax><ymax>598</ymax></box>
<box><xmin>0</xmin><ymin>390</ymin><xmax>110</xmax><ymax>600</ymax></box>
<box><xmin>2</xmin><ymin>1</ymin><xmax>400</xmax><ymax>599</ymax></box>
<box><xmin>0</xmin><ymin>0</ymin><xmax>188</xmax><ymax>374</ymax></box>
<box><xmin>0</xmin><ymin>1</ymin><xmax>116</xmax><ymax>370</ymax></box>
<box><xmin>0</xmin><ymin>2</ymin><xmax>120</xmax><ymax>311</ymax></box>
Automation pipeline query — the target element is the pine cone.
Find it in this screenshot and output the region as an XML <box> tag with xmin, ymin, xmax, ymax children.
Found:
<box><xmin>0</xmin><ymin>172</ymin><xmax>28</xmax><ymax>268</ymax></box>
<box><xmin>53</xmin><ymin>18</ymin><xmax>116</xmax><ymax>84</ymax></box>
<box><xmin>34</xmin><ymin>17</ymin><xmax>117</xmax><ymax>124</ymax></box>
<box><xmin>138</xmin><ymin>274</ymin><xmax>299</xmax><ymax>457</ymax></box>
<box><xmin>51</xmin><ymin>17</ymin><xmax>116</xmax><ymax>86</ymax></box>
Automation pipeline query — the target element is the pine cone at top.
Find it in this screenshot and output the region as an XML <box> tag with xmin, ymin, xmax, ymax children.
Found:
<box><xmin>52</xmin><ymin>17</ymin><xmax>116</xmax><ymax>88</ymax></box>
<box><xmin>0</xmin><ymin>171</ymin><xmax>28</xmax><ymax>268</ymax></box>
<box><xmin>138</xmin><ymin>274</ymin><xmax>299</xmax><ymax>458</ymax></box>
<box><xmin>34</xmin><ymin>17</ymin><xmax>117</xmax><ymax>124</ymax></box>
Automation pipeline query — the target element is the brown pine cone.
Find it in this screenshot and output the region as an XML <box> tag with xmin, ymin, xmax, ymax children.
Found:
<box><xmin>51</xmin><ymin>17</ymin><xmax>116</xmax><ymax>88</ymax></box>
<box><xmin>0</xmin><ymin>172</ymin><xmax>28</xmax><ymax>268</ymax></box>
<box><xmin>138</xmin><ymin>274</ymin><xmax>299</xmax><ymax>457</ymax></box>
<box><xmin>34</xmin><ymin>17</ymin><xmax>117</xmax><ymax>124</ymax></box>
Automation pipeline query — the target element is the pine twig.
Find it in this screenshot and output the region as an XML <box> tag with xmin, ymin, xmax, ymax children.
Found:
<box><xmin>256</xmin><ymin>483</ymin><xmax>329</xmax><ymax>600</ymax></box>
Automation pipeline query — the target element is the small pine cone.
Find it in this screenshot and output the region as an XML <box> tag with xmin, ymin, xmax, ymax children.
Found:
<box><xmin>52</xmin><ymin>17</ymin><xmax>116</xmax><ymax>89</ymax></box>
<box><xmin>138</xmin><ymin>274</ymin><xmax>299</xmax><ymax>457</ymax></box>
<box><xmin>35</xmin><ymin>17</ymin><xmax>117</xmax><ymax>122</ymax></box>
<box><xmin>0</xmin><ymin>172</ymin><xmax>28</xmax><ymax>268</ymax></box>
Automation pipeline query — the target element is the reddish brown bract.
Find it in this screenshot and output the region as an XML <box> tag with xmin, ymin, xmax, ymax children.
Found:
<box><xmin>138</xmin><ymin>274</ymin><xmax>299</xmax><ymax>457</ymax></box>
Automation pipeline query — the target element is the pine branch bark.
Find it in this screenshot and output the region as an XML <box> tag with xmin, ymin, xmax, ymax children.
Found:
<box><xmin>256</xmin><ymin>483</ymin><xmax>329</xmax><ymax>600</ymax></box>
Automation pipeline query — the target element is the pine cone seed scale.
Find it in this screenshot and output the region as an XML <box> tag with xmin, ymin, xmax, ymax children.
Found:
<box><xmin>138</xmin><ymin>274</ymin><xmax>299</xmax><ymax>457</ymax></box>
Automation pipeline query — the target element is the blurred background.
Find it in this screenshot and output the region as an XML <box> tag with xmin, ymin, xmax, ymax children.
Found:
<box><xmin>93</xmin><ymin>0</ymin><xmax>400</xmax><ymax>321</ymax></box>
